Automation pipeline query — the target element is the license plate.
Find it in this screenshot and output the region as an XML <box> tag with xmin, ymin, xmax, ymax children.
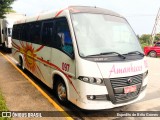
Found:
<box><xmin>124</xmin><ymin>85</ymin><xmax>137</xmax><ymax>94</ymax></box>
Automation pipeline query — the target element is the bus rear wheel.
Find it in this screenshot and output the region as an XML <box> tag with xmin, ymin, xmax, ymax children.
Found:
<box><xmin>55</xmin><ymin>80</ymin><xmax>68</xmax><ymax>104</ymax></box>
<box><xmin>19</xmin><ymin>56</ymin><xmax>25</xmax><ymax>70</ymax></box>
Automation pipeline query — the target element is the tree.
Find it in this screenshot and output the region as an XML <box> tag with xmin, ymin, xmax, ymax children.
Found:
<box><xmin>0</xmin><ymin>0</ymin><xmax>15</xmax><ymax>18</ymax></box>
<box><xmin>154</xmin><ymin>33</ymin><xmax>160</xmax><ymax>42</ymax></box>
<box><xmin>139</xmin><ymin>34</ymin><xmax>151</xmax><ymax>49</ymax></box>
<box><xmin>139</xmin><ymin>34</ymin><xmax>151</xmax><ymax>44</ymax></box>
<box><xmin>139</xmin><ymin>33</ymin><xmax>160</xmax><ymax>49</ymax></box>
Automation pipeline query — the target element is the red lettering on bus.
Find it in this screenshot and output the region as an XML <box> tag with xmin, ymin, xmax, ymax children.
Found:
<box><xmin>62</xmin><ymin>62</ymin><xmax>70</xmax><ymax>72</ymax></box>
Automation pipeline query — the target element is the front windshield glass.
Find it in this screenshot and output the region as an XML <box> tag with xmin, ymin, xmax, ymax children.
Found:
<box><xmin>71</xmin><ymin>13</ymin><xmax>143</xmax><ymax>57</ymax></box>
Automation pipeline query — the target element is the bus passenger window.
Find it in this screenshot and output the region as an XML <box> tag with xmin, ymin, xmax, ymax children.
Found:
<box><xmin>62</xmin><ymin>31</ymin><xmax>73</xmax><ymax>54</ymax></box>
<box><xmin>42</xmin><ymin>21</ymin><xmax>55</xmax><ymax>47</ymax></box>
<box><xmin>29</xmin><ymin>22</ymin><xmax>41</xmax><ymax>44</ymax></box>
<box><xmin>22</xmin><ymin>24</ymin><xmax>29</xmax><ymax>41</ymax></box>
<box><xmin>55</xmin><ymin>18</ymin><xmax>73</xmax><ymax>56</ymax></box>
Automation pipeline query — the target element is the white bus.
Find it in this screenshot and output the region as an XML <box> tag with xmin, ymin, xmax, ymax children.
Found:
<box><xmin>12</xmin><ymin>6</ymin><xmax>148</xmax><ymax>110</ymax></box>
<box><xmin>0</xmin><ymin>13</ymin><xmax>25</xmax><ymax>51</ymax></box>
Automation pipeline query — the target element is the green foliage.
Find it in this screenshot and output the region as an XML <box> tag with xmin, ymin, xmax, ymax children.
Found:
<box><xmin>139</xmin><ymin>34</ymin><xmax>151</xmax><ymax>44</ymax></box>
<box><xmin>0</xmin><ymin>90</ymin><xmax>11</xmax><ymax>120</ymax></box>
<box><xmin>154</xmin><ymin>33</ymin><xmax>160</xmax><ymax>42</ymax></box>
<box><xmin>139</xmin><ymin>34</ymin><xmax>151</xmax><ymax>49</ymax></box>
<box><xmin>140</xmin><ymin>42</ymin><xmax>150</xmax><ymax>50</ymax></box>
<box><xmin>139</xmin><ymin>33</ymin><xmax>160</xmax><ymax>49</ymax></box>
<box><xmin>0</xmin><ymin>93</ymin><xmax>8</xmax><ymax>111</ymax></box>
<box><xmin>0</xmin><ymin>0</ymin><xmax>16</xmax><ymax>18</ymax></box>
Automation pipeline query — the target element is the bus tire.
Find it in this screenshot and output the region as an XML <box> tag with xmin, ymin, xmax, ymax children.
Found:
<box><xmin>55</xmin><ymin>79</ymin><xmax>68</xmax><ymax>104</ymax></box>
<box><xmin>149</xmin><ymin>51</ymin><xmax>157</xmax><ymax>57</ymax></box>
<box><xmin>19</xmin><ymin>56</ymin><xmax>25</xmax><ymax>70</ymax></box>
<box><xmin>2</xmin><ymin>42</ymin><xmax>6</xmax><ymax>51</ymax></box>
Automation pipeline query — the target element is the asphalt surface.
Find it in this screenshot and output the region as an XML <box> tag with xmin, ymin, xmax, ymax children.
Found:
<box><xmin>0</xmin><ymin>50</ymin><xmax>67</xmax><ymax>120</ymax></box>
<box><xmin>0</xmin><ymin>48</ymin><xmax>160</xmax><ymax>120</ymax></box>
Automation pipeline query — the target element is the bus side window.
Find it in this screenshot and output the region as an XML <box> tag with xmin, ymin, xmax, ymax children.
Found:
<box><xmin>55</xmin><ymin>18</ymin><xmax>73</xmax><ymax>56</ymax></box>
<box><xmin>21</xmin><ymin>24</ymin><xmax>29</xmax><ymax>41</ymax></box>
<box><xmin>17</xmin><ymin>25</ymin><xmax>22</xmax><ymax>40</ymax></box>
<box><xmin>42</xmin><ymin>21</ymin><xmax>56</xmax><ymax>47</ymax></box>
<box><xmin>12</xmin><ymin>25</ymin><xmax>17</xmax><ymax>39</ymax></box>
<box><xmin>29</xmin><ymin>22</ymin><xmax>41</xmax><ymax>44</ymax></box>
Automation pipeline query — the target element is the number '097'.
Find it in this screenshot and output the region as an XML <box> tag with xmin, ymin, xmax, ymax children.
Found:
<box><xmin>62</xmin><ymin>63</ymin><xmax>70</xmax><ymax>72</ymax></box>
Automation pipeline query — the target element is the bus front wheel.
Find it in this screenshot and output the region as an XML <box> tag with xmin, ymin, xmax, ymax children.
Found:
<box><xmin>55</xmin><ymin>80</ymin><xmax>68</xmax><ymax>104</ymax></box>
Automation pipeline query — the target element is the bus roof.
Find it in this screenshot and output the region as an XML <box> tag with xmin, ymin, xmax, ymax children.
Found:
<box><xmin>14</xmin><ymin>6</ymin><xmax>123</xmax><ymax>24</ymax></box>
<box><xmin>69</xmin><ymin>6</ymin><xmax>122</xmax><ymax>17</ymax></box>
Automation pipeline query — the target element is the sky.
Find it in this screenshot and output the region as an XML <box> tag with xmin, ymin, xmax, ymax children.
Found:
<box><xmin>11</xmin><ymin>0</ymin><xmax>160</xmax><ymax>35</ymax></box>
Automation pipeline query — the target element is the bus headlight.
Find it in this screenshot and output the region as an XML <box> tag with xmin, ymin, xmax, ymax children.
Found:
<box><xmin>78</xmin><ymin>76</ymin><xmax>104</xmax><ymax>85</ymax></box>
<box><xmin>96</xmin><ymin>78</ymin><xmax>103</xmax><ymax>84</ymax></box>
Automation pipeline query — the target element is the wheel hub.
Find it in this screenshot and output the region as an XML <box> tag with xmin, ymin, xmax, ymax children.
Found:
<box><xmin>57</xmin><ymin>83</ymin><xmax>66</xmax><ymax>101</ymax></box>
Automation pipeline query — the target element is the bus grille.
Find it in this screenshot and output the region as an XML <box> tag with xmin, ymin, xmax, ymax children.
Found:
<box><xmin>109</xmin><ymin>74</ymin><xmax>143</xmax><ymax>103</ymax></box>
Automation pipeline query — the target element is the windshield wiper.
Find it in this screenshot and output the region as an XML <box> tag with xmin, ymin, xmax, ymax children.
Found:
<box><xmin>86</xmin><ymin>52</ymin><xmax>126</xmax><ymax>59</ymax></box>
<box><xmin>100</xmin><ymin>52</ymin><xmax>126</xmax><ymax>59</ymax></box>
<box><xmin>85</xmin><ymin>53</ymin><xmax>102</xmax><ymax>57</ymax></box>
<box><xmin>126</xmin><ymin>51</ymin><xmax>144</xmax><ymax>57</ymax></box>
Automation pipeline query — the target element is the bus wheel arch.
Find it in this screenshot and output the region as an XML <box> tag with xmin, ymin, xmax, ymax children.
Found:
<box><xmin>53</xmin><ymin>74</ymin><xmax>68</xmax><ymax>104</ymax></box>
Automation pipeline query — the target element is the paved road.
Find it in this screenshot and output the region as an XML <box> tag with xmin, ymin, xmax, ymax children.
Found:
<box><xmin>0</xmin><ymin>49</ymin><xmax>160</xmax><ymax>120</ymax></box>
<box><xmin>0</xmin><ymin>51</ymin><xmax>67</xmax><ymax>120</ymax></box>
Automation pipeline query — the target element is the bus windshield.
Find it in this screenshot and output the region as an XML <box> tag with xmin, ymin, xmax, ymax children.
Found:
<box><xmin>71</xmin><ymin>13</ymin><xmax>143</xmax><ymax>57</ymax></box>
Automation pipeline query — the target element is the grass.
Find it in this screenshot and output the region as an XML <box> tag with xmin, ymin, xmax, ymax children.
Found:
<box><xmin>0</xmin><ymin>90</ymin><xmax>11</xmax><ymax>120</ymax></box>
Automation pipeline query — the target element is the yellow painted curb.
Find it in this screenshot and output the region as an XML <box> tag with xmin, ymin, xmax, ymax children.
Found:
<box><xmin>0</xmin><ymin>52</ymin><xmax>73</xmax><ymax>120</ymax></box>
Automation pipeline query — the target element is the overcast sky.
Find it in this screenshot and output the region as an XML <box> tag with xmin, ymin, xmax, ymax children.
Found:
<box><xmin>12</xmin><ymin>0</ymin><xmax>160</xmax><ymax>35</ymax></box>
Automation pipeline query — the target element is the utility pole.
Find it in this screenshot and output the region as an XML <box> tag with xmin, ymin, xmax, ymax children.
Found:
<box><xmin>151</xmin><ymin>7</ymin><xmax>160</xmax><ymax>45</ymax></box>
